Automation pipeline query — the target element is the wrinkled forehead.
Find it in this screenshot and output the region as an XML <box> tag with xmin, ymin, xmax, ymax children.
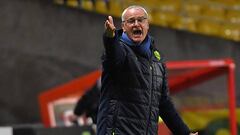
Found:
<box><xmin>123</xmin><ymin>8</ymin><xmax>147</xmax><ymax>20</ymax></box>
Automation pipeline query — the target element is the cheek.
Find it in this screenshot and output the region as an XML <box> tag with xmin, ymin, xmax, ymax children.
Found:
<box><xmin>144</xmin><ymin>24</ymin><xmax>149</xmax><ymax>32</ymax></box>
<box><xmin>143</xmin><ymin>26</ymin><xmax>149</xmax><ymax>34</ymax></box>
<box><xmin>125</xmin><ymin>25</ymin><xmax>130</xmax><ymax>31</ymax></box>
<box><xmin>123</xmin><ymin>24</ymin><xmax>132</xmax><ymax>32</ymax></box>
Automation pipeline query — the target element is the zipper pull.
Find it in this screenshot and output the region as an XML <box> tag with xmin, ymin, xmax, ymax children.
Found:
<box><xmin>150</xmin><ymin>64</ymin><xmax>153</xmax><ymax>71</ymax></box>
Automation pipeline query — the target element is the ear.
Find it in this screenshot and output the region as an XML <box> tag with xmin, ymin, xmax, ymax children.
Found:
<box><xmin>146</xmin><ymin>21</ymin><xmax>149</xmax><ymax>30</ymax></box>
<box><xmin>121</xmin><ymin>22</ymin><xmax>126</xmax><ymax>32</ymax></box>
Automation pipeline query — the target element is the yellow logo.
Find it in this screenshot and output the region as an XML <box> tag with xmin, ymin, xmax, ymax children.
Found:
<box><xmin>154</xmin><ymin>51</ymin><xmax>161</xmax><ymax>61</ymax></box>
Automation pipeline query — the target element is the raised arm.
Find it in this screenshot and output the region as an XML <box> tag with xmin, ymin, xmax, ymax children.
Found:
<box><xmin>104</xmin><ymin>16</ymin><xmax>116</xmax><ymax>38</ymax></box>
<box><xmin>102</xmin><ymin>16</ymin><xmax>126</xmax><ymax>68</ymax></box>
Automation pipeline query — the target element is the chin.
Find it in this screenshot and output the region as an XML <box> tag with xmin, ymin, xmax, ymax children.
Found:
<box><xmin>133</xmin><ymin>39</ymin><xmax>143</xmax><ymax>44</ymax></box>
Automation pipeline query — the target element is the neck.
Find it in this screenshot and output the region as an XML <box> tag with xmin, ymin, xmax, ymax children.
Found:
<box><xmin>122</xmin><ymin>32</ymin><xmax>146</xmax><ymax>46</ymax></box>
<box><xmin>121</xmin><ymin>32</ymin><xmax>152</xmax><ymax>58</ymax></box>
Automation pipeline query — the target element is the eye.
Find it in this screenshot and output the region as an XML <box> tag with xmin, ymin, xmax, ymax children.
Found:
<box><xmin>125</xmin><ymin>17</ymin><xmax>147</xmax><ymax>25</ymax></box>
<box><xmin>138</xmin><ymin>17</ymin><xmax>147</xmax><ymax>23</ymax></box>
<box><xmin>137</xmin><ymin>18</ymin><xmax>143</xmax><ymax>23</ymax></box>
<box><xmin>127</xmin><ymin>19</ymin><xmax>135</xmax><ymax>24</ymax></box>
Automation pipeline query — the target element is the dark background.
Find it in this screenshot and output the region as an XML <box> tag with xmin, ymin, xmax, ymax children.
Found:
<box><xmin>0</xmin><ymin>0</ymin><xmax>239</xmax><ymax>126</ymax></box>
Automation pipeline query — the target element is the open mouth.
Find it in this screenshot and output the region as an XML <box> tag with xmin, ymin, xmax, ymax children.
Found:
<box><xmin>133</xmin><ymin>29</ymin><xmax>142</xmax><ymax>36</ymax></box>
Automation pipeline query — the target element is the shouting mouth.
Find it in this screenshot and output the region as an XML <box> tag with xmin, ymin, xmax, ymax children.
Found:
<box><xmin>133</xmin><ymin>29</ymin><xmax>142</xmax><ymax>36</ymax></box>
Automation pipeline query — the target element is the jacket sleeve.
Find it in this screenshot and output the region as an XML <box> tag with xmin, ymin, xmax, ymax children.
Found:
<box><xmin>102</xmin><ymin>30</ymin><xmax>126</xmax><ymax>67</ymax></box>
<box><xmin>158</xmin><ymin>63</ymin><xmax>191</xmax><ymax>135</ymax></box>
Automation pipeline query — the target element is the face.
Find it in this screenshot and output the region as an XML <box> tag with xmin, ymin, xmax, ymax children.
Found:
<box><xmin>122</xmin><ymin>8</ymin><xmax>149</xmax><ymax>44</ymax></box>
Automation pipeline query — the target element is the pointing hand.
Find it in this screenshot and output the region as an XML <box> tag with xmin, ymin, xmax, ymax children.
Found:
<box><xmin>104</xmin><ymin>16</ymin><xmax>116</xmax><ymax>37</ymax></box>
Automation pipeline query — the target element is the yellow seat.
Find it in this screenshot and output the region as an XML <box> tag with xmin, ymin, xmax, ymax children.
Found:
<box><xmin>66</xmin><ymin>0</ymin><xmax>79</xmax><ymax>8</ymax></box>
<box><xmin>226</xmin><ymin>9</ymin><xmax>240</xmax><ymax>24</ymax></box>
<box><xmin>109</xmin><ymin>0</ymin><xmax>123</xmax><ymax>17</ymax></box>
<box><xmin>202</xmin><ymin>5</ymin><xmax>226</xmax><ymax>22</ymax></box>
<box><xmin>53</xmin><ymin>0</ymin><xmax>65</xmax><ymax>5</ymax></box>
<box><xmin>124</xmin><ymin>0</ymin><xmax>153</xmax><ymax>6</ymax></box>
<box><xmin>210</xmin><ymin>0</ymin><xmax>239</xmax><ymax>6</ymax></box>
<box><xmin>182</xmin><ymin>2</ymin><xmax>203</xmax><ymax>17</ymax></box>
<box><xmin>220</xmin><ymin>23</ymin><xmax>240</xmax><ymax>41</ymax></box>
<box><xmin>172</xmin><ymin>16</ymin><xmax>197</xmax><ymax>32</ymax></box>
<box><xmin>151</xmin><ymin>10</ymin><xmax>178</xmax><ymax>27</ymax></box>
<box><xmin>95</xmin><ymin>0</ymin><xmax>108</xmax><ymax>14</ymax></box>
<box><xmin>81</xmin><ymin>0</ymin><xmax>94</xmax><ymax>11</ymax></box>
<box><xmin>197</xmin><ymin>20</ymin><xmax>221</xmax><ymax>36</ymax></box>
<box><xmin>157</xmin><ymin>0</ymin><xmax>180</xmax><ymax>13</ymax></box>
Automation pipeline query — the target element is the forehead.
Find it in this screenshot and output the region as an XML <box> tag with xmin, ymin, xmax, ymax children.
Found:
<box><xmin>124</xmin><ymin>8</ymin><xmax>146</xmax><ymax>19</ymax></box>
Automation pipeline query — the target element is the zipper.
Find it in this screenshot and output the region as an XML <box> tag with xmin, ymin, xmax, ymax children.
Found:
<box><xmin>145</xmin><ymin>63</ymin><xmax>154</xmax><ymax>135</ymax></box>
<box><xmin>112</xmin><ymin>101</ymin><xmax>119</xmax><ymax>135</ymax></box>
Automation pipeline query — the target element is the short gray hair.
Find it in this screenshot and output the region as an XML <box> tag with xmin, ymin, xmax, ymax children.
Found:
<box><xmin>121</xmin><ymin>5</ymin><xmax>148</xmax><ymax>22</ymax></box>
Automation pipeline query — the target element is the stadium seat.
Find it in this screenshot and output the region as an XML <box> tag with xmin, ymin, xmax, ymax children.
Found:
<box><xmin>172</xmin><ymin>16</ymin><xmax>197</xmax><ymax>32</ymax></box>
<box><xmin>202</xmin><ymin>5</ymin><xmax>226</xmax><ymax>22</ymax></box>
<box><xmin>53</xmin><ymin>0</ymin><xmax>240</xmax><ymax>42</ymax></box>
<box><xmin>53</xmin><ymin>0</ymin><xmax>65</xmax><ymax>5</ymax></box>
<box><xmin>226</xmin><ymin>9</ymin><xmax>240</xmax><ymax>24</ymax></box>
<box><xmin>182</xmin><ymin>1</ymin><xmax>203</xmax><ymax>17</ymax></box>
<box><xmin>81</xmin><ymin>0</ymin><xmax>94</xmax><ymax>11</ymax></box>
<box><xmin>109</xmin><ymin>0</ymin><xmax>122</xmax><ymax>17</ymax></box>
<box><xmin>95</xmin><ymin>0</ymin><xmax>108</xmax><ymax>14</ymax></box>
<box><xmin>197</xmin><ymin>20</ymin><xmax>221</xmax><ymax>36</ymax></box>
<box><xmin>220</xmin><ymin>23</ymin><xmax>240</xmax><ymax>41</ymax></box>
<box><xmin>66</xmin><ymin>0</ymin><xmax>79</xmax><ymax>8</ymax></box>
<box><xmin>157</xmin><ymin>0</ymin><xmax>180</xmax><ymax>13</ymax></box>
<box><xmin>151</xmin><ymin>10</ymin><xmax>178</xmax><ymax>27</ymax></box>
<box><xmin>211</xmin><ymin>0</ymin><xmax>240</xmax><ymax>6</ymax></box>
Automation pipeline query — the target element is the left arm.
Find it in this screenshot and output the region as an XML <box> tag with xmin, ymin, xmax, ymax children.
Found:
<box><xmin>159</xmin><ymin>63</ymin><xmax>197</xmax><ymax>135</ymax></box>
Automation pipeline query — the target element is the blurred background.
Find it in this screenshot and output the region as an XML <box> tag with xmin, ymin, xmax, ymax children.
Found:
<box><xmin>0</xmin><ymin>0</ymin><xmax>240</xmax><ymax>135</ymax></box>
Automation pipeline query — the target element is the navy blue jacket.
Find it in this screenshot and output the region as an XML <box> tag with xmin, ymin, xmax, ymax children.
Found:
<box><xmin>97</xmin><ymin>30</ymin><xmax>190</xmax><ymax>135</ymax></box>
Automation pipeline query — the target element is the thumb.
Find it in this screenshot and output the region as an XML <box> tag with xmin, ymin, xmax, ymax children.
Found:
<box><xmin>108</xmin><ymin>16</ymin><xmax>114</xmax><ymax>25</ymax></box>
<box><xmin>104</xmin><ymin>16</ymin><xmax>116</xmax><ymax>37</ymax></box>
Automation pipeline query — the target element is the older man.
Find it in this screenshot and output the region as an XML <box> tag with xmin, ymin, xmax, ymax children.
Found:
<box><xmin>97</xmin><ymin>5</ymin><xmax>198</xmax><ymax>135</ymax></box>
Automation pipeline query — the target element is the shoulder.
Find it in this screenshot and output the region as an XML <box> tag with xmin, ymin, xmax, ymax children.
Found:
<box><xmin>151</xmin><ymin>47</ymin><xmax>166</xmax><ymax>63</ymax></box>
<box><xmin>149</xmin><ymin>36</ymin><xmax>167</xmax><ymax>63</ymax></box>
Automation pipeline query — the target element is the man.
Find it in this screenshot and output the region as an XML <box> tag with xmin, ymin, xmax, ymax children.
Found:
<box><xmin>97</xmin><ymin>5</ymin><xmax>198</xmax><ymax>135</ymax></box>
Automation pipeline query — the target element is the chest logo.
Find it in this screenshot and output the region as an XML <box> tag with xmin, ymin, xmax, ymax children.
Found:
<box><xmin>154</xmin><ymin>50</ymin><xmax>161</xmax><ymax>61</ymax></box>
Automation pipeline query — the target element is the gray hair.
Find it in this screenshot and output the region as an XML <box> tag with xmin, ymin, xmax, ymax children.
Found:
<box><xmin>121</xmin><ymin>5</ymin><xmax>148</xmax><ymax>22</ymax></box>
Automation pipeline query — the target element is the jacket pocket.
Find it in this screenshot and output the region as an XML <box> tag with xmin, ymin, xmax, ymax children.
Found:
<box><xmin>107</xmin><ymin>100</ymin><xmax>120</xmax><ymax>134</ymax></box>
<box><xmin>106</xmin><ymin>128</ymin><xmax>120</xmax><ymax>135</ymax></box>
